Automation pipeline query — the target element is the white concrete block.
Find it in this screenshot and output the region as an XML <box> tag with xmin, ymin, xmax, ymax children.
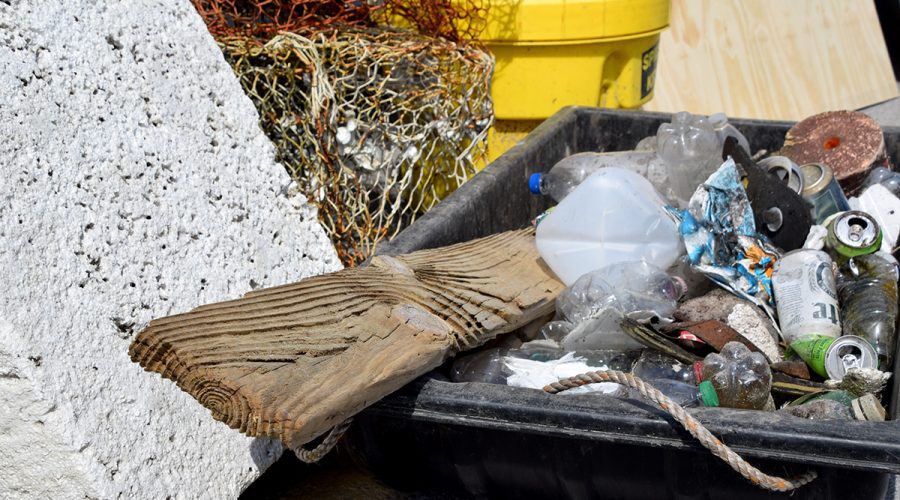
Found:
<box><xmin>0</xmin><ymin>0</ymin><xmax>341</xmax><ymax>498</ymax></box>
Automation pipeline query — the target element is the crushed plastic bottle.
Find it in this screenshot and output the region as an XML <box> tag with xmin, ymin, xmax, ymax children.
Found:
<box><xmin>544</xmin><ymin>261</ymin><xmax>687</xmax><ymax>351</ymax></box>
<box><xmin>836</xmin><ymin>252</ymin><xmax>899</xmax><ymax>369</ymax></box>
<box><xmin>558</xmin><ymin>309</ymin><xmax>646</xmax><ymax>351</ymax></box>
<box><xmin>528</xmin><ymin>151</ymin><xmax>660</xmax><ymax>203</ymax></box>
<box><xmin>632</xmin><ymin>349</ymin><xmax>699</xmax><ymax>384</ymax></box>
<box><xmin>656</xmin><ymin>112</ymin><xmax>724</xmax><ymax>206</ymax></box>
<box><xmin>701</xmin><ymin>342</ymin><xmax>772</xmax><ymax>410</ymax></box>
<box><xmin>556</xmin><ymin>261</ymin><xmax>686</xmax><ymax>323</ymax></box>
<box><xmin>861</xmin><ymin>166</ymin><xmax>900</xmax><ymax>197</ymax></box>
<box><xmin>535</xmin><ymin>168</ymin><xmax>685</xmax><ymax>285</ymax></box>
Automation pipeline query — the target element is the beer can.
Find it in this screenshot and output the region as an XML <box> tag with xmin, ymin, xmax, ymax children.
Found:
<box><xmin>790</xmin><ymin>334</ymin><xmax>880</xmax><ymax>378</ymax></box>
<box><xmin>826</xmin><ymin>210</ymin><xmax>882</xmax><ymax>258</ymax></box>
<box><xmin>772</xmin><ymin>249</ymin><xmax>841</xmax><ymax>344</ymax></box>
<box><xmin>800</xmin><ymin>163</ymin><xmax>850</xmax><ymax>224</ymax></box>
<box><xmin>825</xmin><ymin>335</ymin><xmax>879</xmax><ymax>379</ymax></box>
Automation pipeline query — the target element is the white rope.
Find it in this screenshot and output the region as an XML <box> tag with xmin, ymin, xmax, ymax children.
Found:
<box><xmin>545</xmin><ymin>370</ymin><xmax>817</xmax><ymax>492</ymax></box>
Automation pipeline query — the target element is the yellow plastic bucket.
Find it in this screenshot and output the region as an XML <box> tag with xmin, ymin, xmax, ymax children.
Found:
<box><xmin>481</xmin><ymin>0</ymin><xmax>670</xmax><ymax>161</ymax></box>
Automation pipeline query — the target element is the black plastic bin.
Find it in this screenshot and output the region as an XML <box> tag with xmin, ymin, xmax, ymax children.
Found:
<box><xmin>350</xmin><ymin>107</ymin><xmax>900</xmax><ymax>499</ymax></box>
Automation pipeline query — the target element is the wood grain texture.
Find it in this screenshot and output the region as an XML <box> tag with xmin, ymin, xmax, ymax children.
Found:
<box><xmin>645</xmin><ymin>0</ymin><xmax>898</xmax><ymax>120</ymax></box>
<box><xmin>129</xmin><ymin>229</ymin><xmax>563</xmax><ymax>448</ymax></box>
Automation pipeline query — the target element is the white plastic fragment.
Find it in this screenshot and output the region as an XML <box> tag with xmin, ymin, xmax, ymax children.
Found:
<box><xmin>849</xmin><ymin>184</ymin><xmax>900</xmax><ymax>253</ymax></box>
<box><xmin>505</xmin><ymin>353</ymin><xmax>622</xmax><ymax>395</ymax></box>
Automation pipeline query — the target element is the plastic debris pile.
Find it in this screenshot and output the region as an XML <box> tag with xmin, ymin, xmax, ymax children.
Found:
<box><xmin>192</xmin><ymin>1</ymin><xmax>494</xmax><ymax>265</ymax></box>
<box><xmin>455</xmin><ymin>110</ymin><xmax>899</xmax><ymax>426</ymax></box>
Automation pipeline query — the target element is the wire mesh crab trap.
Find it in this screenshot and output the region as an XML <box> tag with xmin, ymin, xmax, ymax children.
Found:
<box><xmin>193</xmin><ymin>1</ymin><xmax>494</xmax><ymax>265</ymax></box>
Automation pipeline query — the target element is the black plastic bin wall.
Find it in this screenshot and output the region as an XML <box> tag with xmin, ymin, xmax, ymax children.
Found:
<box><xmin>353</xmin><ymin>107</ymin><xmax>900</xmax><ymax>499</ymax></box>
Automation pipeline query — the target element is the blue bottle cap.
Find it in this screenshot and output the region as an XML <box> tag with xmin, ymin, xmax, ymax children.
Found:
<box><xmin>528</xmin><ymin>173</ymin><xmax>543</xmax><ymax>194</ymax></box>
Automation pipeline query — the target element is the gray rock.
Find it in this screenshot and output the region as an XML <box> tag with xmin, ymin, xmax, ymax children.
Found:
<box><xmin>676</xmin><ymin>289</ymin><xmax>782</xmax><ymax>361</ymax></box>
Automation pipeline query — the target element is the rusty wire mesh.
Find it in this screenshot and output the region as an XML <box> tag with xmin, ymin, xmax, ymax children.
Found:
<box><xmin>220</xmin><ymin>28</ymin><xmax>493</xmax><ymax>265</ymax></box>
<box><xmin>192</xmin><ymin>0</ymin><xmax>372</xmax><ymax>39</ymax></box>
<box><xmin>193</xmin><ymin>0</ymin><xmax>489</xmax><ymax>43</ymax></box>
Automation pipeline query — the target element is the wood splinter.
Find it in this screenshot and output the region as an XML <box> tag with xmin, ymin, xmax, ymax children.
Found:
<box><xmin>128</xmin><ymin>229</ymin><xmax>564</xmax><ymax>449</ymax></box>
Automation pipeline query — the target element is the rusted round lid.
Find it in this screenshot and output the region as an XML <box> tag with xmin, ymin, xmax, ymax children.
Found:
<box><xmin>780</xmin><ymin>110</ymin><xmax>887</xmax><ymax>195</ymax></box>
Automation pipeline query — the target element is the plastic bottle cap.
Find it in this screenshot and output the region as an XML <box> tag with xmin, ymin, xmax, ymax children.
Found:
<box><xmin>528</xmin><ymin>173</ymin><xmax>543</xmax><ymax>194</ymax></box>
<box><xmin>698</xmin><ymin>381</ymin><xmax>719</xmax><ymax>407</ymax></box>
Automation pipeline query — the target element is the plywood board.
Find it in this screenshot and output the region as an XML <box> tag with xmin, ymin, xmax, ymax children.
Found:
<box><xmin>645</xmin><ymin>0</ymin><xmax>898</xmax><ymax>120</ymax></box>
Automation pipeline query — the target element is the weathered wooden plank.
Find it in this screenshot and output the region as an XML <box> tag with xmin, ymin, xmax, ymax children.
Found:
<box><xmin>129</xmin><ymin>229</ymin><xmax>563</xmax><ymax>448</ymax></box>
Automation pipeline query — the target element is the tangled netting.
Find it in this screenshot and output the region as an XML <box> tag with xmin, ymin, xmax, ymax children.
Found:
<box><xmin>194</xmin><ymin>0</ymin><xmax>488</xmax><ymax>43</ymax></box>
<box><xmin>220</xmin><ymin>29</ymin><xmax>493</xmax><ymax>264</ymax></box>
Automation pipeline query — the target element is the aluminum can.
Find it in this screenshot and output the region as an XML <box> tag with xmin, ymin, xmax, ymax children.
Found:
<box><xmin>772</xmin><ymin>249</ymin><xmax>841</xmax><ymax>344</ymax></box>
<box><xmin>826</xmin><ymin>210</ymin><xmax>882</xmax><ymax>258</ymax></box>
<box><xmin>800</xmin><ymin>163</ymin><xmax>850</xmax><ymax>224</ymax></box>
<box><xmin>825</xmin><ymin>335</ymin><xmax>879</xmax><ymax>379</ymax></box>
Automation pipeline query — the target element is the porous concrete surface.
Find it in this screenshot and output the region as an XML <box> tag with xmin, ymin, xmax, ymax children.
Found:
<box><xmin>0</xmin><ymin>1</ymin><xmax>341</xmax><ymax>498</ymax></box>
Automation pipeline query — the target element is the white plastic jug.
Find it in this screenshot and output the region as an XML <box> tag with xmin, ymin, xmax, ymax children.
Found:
<box><xmin>535</xmin><ymin>167</ymin><xmax>684</xmax><ymax>285</ymax></box>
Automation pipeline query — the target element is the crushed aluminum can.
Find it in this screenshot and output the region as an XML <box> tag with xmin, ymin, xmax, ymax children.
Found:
<box><xmin>773</xmin><ymin>249</ymin><xmax>841</xmax><ymax>344</ymax></box>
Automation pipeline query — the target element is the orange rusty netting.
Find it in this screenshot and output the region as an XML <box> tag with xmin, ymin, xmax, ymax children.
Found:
<box><xmin>192</xmin><ymin>0</ymin><xmax>373</xmax><ymax>39</ymax></box>
<box><xmin>192</xmin><ymin>0</ymin><xmax>488</xmax><ymax>43</ymax></box>
<box><xmin>376</xmin><ymin>0</ymin><xmax>489</xmax><ymax>43</ymax></box>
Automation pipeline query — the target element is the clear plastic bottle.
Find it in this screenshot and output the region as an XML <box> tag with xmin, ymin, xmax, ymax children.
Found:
<box><xmin>655</xmin><ymin>112</ymin><xmax>724</xmax><ymax>206</ymax></box>
<box><xmin>836</xmin><ymin>252</ymin><xmax>899</xmax><ymax>369</ymax></box>
<box><xmin>862</xmin><ymin>166</ymin><xmax>900</xmax><ymax>197</ymax></box>
<box><xmin>558</xmin><ymin>309</ymin><xmax>646</xmax><ymax>351</ymax></box>
<box><xmin>528</xmin><ymin>151</ymin><xmax>660</xmax><ymax>203</ymax></box>
<box><xmin>709</xmin><ymin>113</ymin><xmax>751</xmax><ymax>155</ymax></box>
<box><xmin>556</xmin><ymin>261</ymin><xmax>686</xmax><ymax>323</ymax></box>
<box><xmin>513</xmin><ymin>340</ymin><xmax>567</xmax><ymax>363</ymax></box>
<box><xmin>450</xmin><ymin>347</ymin><xmax>509</xmax><ymax>384</ymax></box>
<box><xmin>535</xmin><ymin>168</ymin><xmax>685</xmax><ymax>285</ymax></box>
<box><xmin>700</xmin><ymin>342</ymin><xmax>772</xmax><ymax>410</ymax></box>
<box><xmin>550</xmin><ymin>261</ymin><xmax>686</xmax><ymax>351</ymax></box>
<box><xmin>639</xmin><ymin>379</ymin><xmax>718</xmax><ymax>408</ymax></box>
<box><xmin>632</xmin><ymin>349</ymin><xmax>700</xmax><ymax>384</ymax></box>
<box><xmin>538</xmin><ymin>320</ymin><xmax>575</xmax><ymax>342</ymax></box>
<box><xmin>573</xmin><ymin>349</ymin><xmax>642</xmax><ymax>372</ymax></box>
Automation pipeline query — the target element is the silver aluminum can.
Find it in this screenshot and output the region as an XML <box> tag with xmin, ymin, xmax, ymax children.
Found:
<box><xmin>772</xmin><ymin>249</ymin><xmax>841</xmax><ymax>344</ymax></box>
<box><xmin>825</xmin><ymin>335</ymin><xmax>879</xmax><ymax>379</ymax></box>
<box><xmin>800</xmin><ymin>163</ymin><xmax>851</xmax><ymax>225</ymax></box>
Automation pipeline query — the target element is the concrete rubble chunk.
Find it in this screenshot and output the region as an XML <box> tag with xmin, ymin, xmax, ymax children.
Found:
<box><xmin>0</xmin><ymin>0</ymin><xmax>341</xmax><ymax>498</ymax></box>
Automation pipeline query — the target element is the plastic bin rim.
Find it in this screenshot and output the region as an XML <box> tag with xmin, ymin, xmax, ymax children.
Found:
<box><xmin>482</xmin><ymin>25</ymin><xmax>669</xmax><ymax>45</ymax></box>
<box><xmin>475</xmin><ymin>0</ymin><xmax>670</xmax><ymax>42</ymax></box>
